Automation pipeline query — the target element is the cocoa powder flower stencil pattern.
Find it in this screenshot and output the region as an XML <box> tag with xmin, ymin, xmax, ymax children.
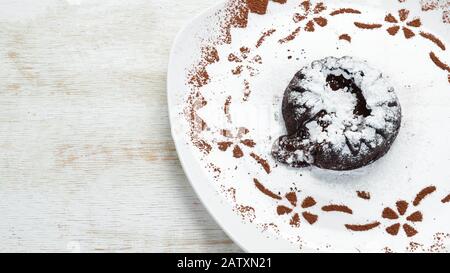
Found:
<box><xmin>277</xmin><ymin>193</ymin><xmax>319</xmax><ymax>228</ymax></box>
<box><xmin>216</xmin><ymin>127</ymin><xmax>256</xmax><ymax>159</ymax></box>
<box><xmin>384</xmin><ymin>9</ymin><xmax>422</xmax><ymax>39</ymax></box>
<box><xmin>279</xmin><ymin>1</ymin><xmax>328</xmax><ymax>43</ymax></box>
<box><xmin>345</xmin><ymin>186</ymin><xmax>437</xmax><ymax>238</ymax></box>
<box><xmin>228</xmin><ymin>46</ymin><xmax>262</xmax><ymax>77</ymax></box>
<box><xmin>354</xmin><ymin>8</ymin><xmax>422</xmax><ymax>39</ymax></box>
<box><xmin>382</xmin><ymin>201</ymin><xmax>423</xmax><ymax>237</ymax></box>
<box><xmin>227</xmin><ymin>46</ymin><xmax>262</xmax><ymax>100</ymax></box>
<box><xmin>253</xmin><ymin>179</ymin><xmax>319</xmax><ymax>228</ymax></box>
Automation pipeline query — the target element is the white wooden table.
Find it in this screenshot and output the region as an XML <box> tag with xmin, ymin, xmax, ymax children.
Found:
<box><xmin>0</xmin><ymin>0</ymin><xmax>241</xmax><ymax>252</ymax></box>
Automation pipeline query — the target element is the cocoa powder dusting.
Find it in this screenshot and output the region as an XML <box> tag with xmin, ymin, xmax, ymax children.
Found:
<box><xmin>421</xmin><ymin>0</ymin><xmax>439</xmax><ymax>11</ymax></box>
<box><xmin>403</xmin><ymin>27</ymin><xmax>415</xmax><ymax>39</ymax></box>
<box><xmin>256</xmin><ymin>29</ymin><xmax>276</xmax><ymax>48</ymax></box>
<box><xmin>279</xmin><ymin>26</ymin><xmax>301</xmax><ymax>44</ymax></box>
<box><xmin>207</xmin><ymin>163</ymin><xmax>221</xmax><ymax>179</ymax></box>
<box><xmin>322</xmin><ymin>205</ymin><xmax>353</xmax><ymax>214</ymax></box>
<box><xmin>396</xmin><ymin>200</ymin><xmax>409</xmax><ymax>216</ymax></box>
<box><xmin>236</xmin><ymin>205</ymin><xmax>256</xmax><ymax>222</ymax></box>
<box><xmin>429</xmin><ymin>233</ymin><xmax>450</xmax><ymax>252</ymax></box>
<box><xmin>305</xmin><ymin>20</ymin><xmax>315</xmax><ymax>32</ymax></box>
<box><xmin>420</xmin><ymin>32</ymin><xmax>447</xmax><ymax>50</ymax></box>
<box><xmin>442</xmin><ymin>194</ymin><xmax>450</xmax><ymax>203</ymax></box>
<box><xmin>224</xmin><ymin>96</ymin><xmax>232</xmax><ymax>123</ymax></box>
<box><xmin>247</xmin><ymin>0</ymin><xmax>269</xmax><ymax>15</ymax></box>
<box><xmin>250</xmin><ymin>152</ymin><xmax>271</xmax><ymax>174</ymax></box>
<box><xmin>184</xmin><ymin>49</ymin><xmax>219</xmax><ymax>155</ymax></box>
<box><xmin>203</xmin><ymin>46</ymin><xmax>220</xmax><ymax>63</ymax></box>
<box><xmin>226</xmin><ymin>187</ymin><xmax>237</xmax><ymax>202</ymax></box>
<box><xmin>383</xmin><ymin>247</ymin><xmax>394</xmax><ymax>253</ymax></box>
<box><xmin>444</xmin><ymin>10</ymin><xmax>449</xmax><ymax>24</ymax></box>
<box><xmin>385</xmin><ymin>13</ymin><xmax>398</xmax><ymax>23</ymax></box>
<box><xmin>285</xmin><ymin>192</ymin><xmax>297</xmax><ymax>207</ymax></box>
<box><xmin>243</xmin><ymin>79</ymin><xmax>251</xmax><ymax>101</ymax></box>
<box><xmin>188</xmin><ymin>68</ymin><xmax>210</xmax><ymax>88</ymax></box>
<box><xmin>290</xmin><ymin>213</ymin><xmax>300</xmax><ymax>227</ymax></box>
<box><xmin>188</xmin><ymin>46</ymin><xmax>220</xmax><ymax>88</ymax></box>
<box><xmin>233</xmin><ymin>145</ymin><xmax>244</xmax><ymax>158</ymax></box>
<box><xmin>253</xmin><ymin>178</ymin><xmax>282</xmax><ymax>200</ymax></box>
<box><xmin>382</xmin><ymin>207</ymin><xmax>399</xmax><ymax>219</ymax></box>
<box><xmin>345</xmin><ymin>222</ymin><xmax>380</xmax><ymax>232</ymax></box>
<box><xmin>220</xmin><ymin>0</ymin><xmax>250</xmax><ymax>44</ymax></box>
<box><xmin>218</xmin><ymin>141</ymin><xmax>233</xmax><ymax>151</ymax></box>
<box><xmin>413</xmin><ymin>186</ymin><xmax>436</xmax><ymax>206</ymax></box>
<box><xmin>386</xmin><ymin>223</ymin><xmax>401</xmax><ymax>236</ymax></box>
<box><xmin>185</xmin><ymin>92</ymin><xmax>211</xmax><ymax>154</ymax></box>
<box><xmin>339</xmin><ymin>34</ymin><xmax>352</xmax><ymax>42</ymax></box>
<box><xmin>232</xmin><ymin>65</ymin><xmax>243</xmax><ymax>75</ymax></box>
<box><xmin>241</xmin><ymin>139</ymin><xmax>256</xmax><ymax>148</ymax></box>
<box><xmin>406</xmin><ymin>211</ymin><xmax>423</xmax><ymax>222</ymax></box>
<box><xmin>407</xmin><ymin>18</ymin><xmax>422</xmax><ymax>27</ymax></box>
<box><xmin>354</xmin><ymin>22</ymin><xmax>383</xmax><ymax>29</ymax></box>
<box><xmin>228</xmin><ymin>53</ymin><xmax>240</xmax><ymax>62</ymax></box>
<box><xmin>314</xmin><ymin>17</ymin><xmax>328</xmax><ymax>27</ymax></box>
<box><xmin>356</xmin><ymin>191</ymin><xmax>371</xmax><ymax>200</ymax></box>
<box><xmin>430</xmin><ymin>52</ymin><xmax>450</xmax><ymax>72</ymax></box>
<box><xmin>301</xmin><ymin>197</ymin><xmax>316</xmax><ymax>208</ymax></box>
<box><xmin>302</xmin><ymin>212</ymin><xmax>318</xmax><ymax>225</ymax></box>
<box><xmin>220</xmin><ymin>129</ymin><xmax>233</xmax><ymax>137</ymax></box>
<box><xmin>260</xmin><ymin>223</ymin><xmax>280</xmax><ymax>234</ymax></box>
<box><xmin>330</xmin><ymin>8</ymin><xmax>361</xmax><ymax>16</ymax></box>
<box><xmin>407</xmin><ymin>242</ymin><xmax>424</xmax><ymax>252</ymax></box>
<box><xmin>387</xmin><ymin>26</ymin><xmax>400</xmax><ymax>36</ymax></box>
<box><xmin>403</xmin><ymin>224</ymin><xmax>418</xmax><ymax>237</ymax></box>
<box><xmin>193</xmin><ymin>139</ymin><xmax>212</xmax><ymax>155</ymax></box>
<box><xmin>399</xmin><ymin>9</ymin><xmax>409</xmax><ymax>21</ymax></box>
<box><xmin>277</xmin><ymin>205</ymin><xmax>293</xmax><ymax>215</ymax></box>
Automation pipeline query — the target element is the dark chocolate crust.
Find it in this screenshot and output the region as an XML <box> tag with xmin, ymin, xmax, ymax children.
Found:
<box><xmin>272</xmin><ymin>57</ymin><xmax>402</xmax><ymax>171</ymax></box>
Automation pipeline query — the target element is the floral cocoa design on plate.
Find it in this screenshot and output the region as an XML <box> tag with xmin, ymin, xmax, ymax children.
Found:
<box><xmin>279</xmin><ymin>1</ymin><xmax>328</xmax><ymax>43</ymax></box>
<box><xmin>180</xmin><ymin>0</ymin><xmax>450</xmax><ymax>252</ymax></box>
<box><xmin>354</xmin><ymin>6</ymin><xmax>449</xmax><ymax>83</ymax></box>
<box><xmin>345</xmin><ymin>186</ymin><xmax>436</xmax><ymax>237</ymax></box>
<box><xmin>384</xmin><ymin>9</ymin><xmax>422</xmax><ymax>39</ymax></box>
<box><xmin>185</xmin><ymin>92</ymin><xmax>211</xmax><ymax>154</ymax></box>
<box><xmin>228</xmin><ymin>47</ymin><xmax>263</xmax><ymax>77</ymax></box>
<box><xmin>216</xmin><ymin>127</ymin><xmax>255</xmax><ymax>158</ymax></box>
<box><xmin>382</xmin><ymin>201</ymin><xmax>423</xmax><ymax>237</ymax></box>
<box><xmin>277</xmin><ymin>194</ymin><xmax>319</xmax><ymax>227</ymax></box>
<box><xmin>254</xmin><ymin>178</ymin><xmax>318</xmax><ymax>227</ymax></box>
<box><xmin>228</xmin><ymin>46</ymin><xmax>263</xmax><ymax>100</ymax></box>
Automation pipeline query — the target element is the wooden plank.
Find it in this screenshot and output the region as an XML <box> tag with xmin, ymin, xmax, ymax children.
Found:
<box><xmin>0</xmin><ymin>0</ymin><xmax>240</xmax><ymax>252</ymax></box>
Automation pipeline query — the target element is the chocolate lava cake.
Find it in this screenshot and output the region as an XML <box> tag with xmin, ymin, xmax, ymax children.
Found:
<box><xmin>272</xmin><ymin>56</ymin><xmax>402</xmax><ymax>171</ymax></box>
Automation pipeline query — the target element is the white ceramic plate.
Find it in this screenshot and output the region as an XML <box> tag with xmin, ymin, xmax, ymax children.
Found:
<box><xmin>168</xmin><ymin>0</ymin><xmax>450</xmax><ymax>252</ymax></box>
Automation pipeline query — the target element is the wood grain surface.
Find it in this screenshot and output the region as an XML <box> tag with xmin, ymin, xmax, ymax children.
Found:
<box><xmin>0</xmin><ymin>0</ymin><xmax>241</xmax><ymax>252</ymax></box>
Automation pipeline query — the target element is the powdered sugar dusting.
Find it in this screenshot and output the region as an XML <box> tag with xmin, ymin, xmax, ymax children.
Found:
<box><xmin>273</xmin><ymin>57</ymin><xmax>402</xmax><ymax>170</ymax></box>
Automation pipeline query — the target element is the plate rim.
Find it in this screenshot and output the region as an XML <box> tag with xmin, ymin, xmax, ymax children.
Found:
<box><xmin>167</xmin><ymin>0</ymin><xmax>309</xmax><ymax>253</ymax></box>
